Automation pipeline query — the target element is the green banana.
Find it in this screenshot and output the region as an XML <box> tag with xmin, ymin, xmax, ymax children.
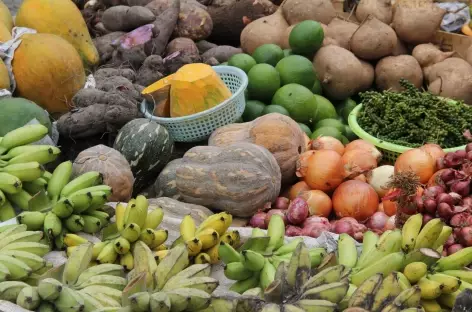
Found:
<box><xmin>44</xmin><ymin>211</ymin><xmax>62</xmax><ymax>238</ymax></box>
<box><xmin>7</xmin><ymin>146</ymin><xmax>61</xmax><ymax>165</ymax></box>
<box><xmin>60</xmin><ymin>171</ymin><xmax>102</xmax><ymax>197</ymax></box>
<box><xmin>0</xmin><ymin>124</ymin><xmax>48</xmax><ymax>154</ymax></box>
<box><xmin>0</xmin><ymin>162</ymin><xmax>43</xmax><ymax>182</ymax></box>
<box><xmin>219</xmin><ymin>241</ymin><xmax>243</xmax><ymax>264</ymax></box>
<box><xmin>17</xmin><ymin>211</ymin><xmax>46</xmax><ymax>230</ymax></box>
<box><xmin>0</xmin><ymin>172</ymin><xmax>22</xmax><ymax>194</ymax></box>
<box><xmin>47</xmin><ymin>160</ymin><xmax>73</xmax><ymax>202</ymax></box>
<box><xmin>350</xmin><ymin>252</ymin><xmax>405</xmax><ymax>286</ymax></box>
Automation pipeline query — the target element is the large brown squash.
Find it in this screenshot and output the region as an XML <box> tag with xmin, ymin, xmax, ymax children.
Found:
<box><xmin>153</xmin><ymin>158</ymin><xmax>183</xmax><ymax>200</ymax></box>
<box><xmin>73</xmin><ymin>144</ymin><xmax>134</xmax><ymax>202</ymax></box>
<box><xmin>208</xmin><ymin>113</ymin><xmax>306</xmax><ymax>184</ymax></box>
<box><xmin>176</xmin><ymin>142</ymin><xmax>281</xmax><ymax>217</ymax></box>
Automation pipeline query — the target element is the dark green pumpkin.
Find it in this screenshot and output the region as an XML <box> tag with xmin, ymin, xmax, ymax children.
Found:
<box><xmin>113</xmin><ymin>119</ymin><xmax>174</xmax><ymax>193</ymax></box>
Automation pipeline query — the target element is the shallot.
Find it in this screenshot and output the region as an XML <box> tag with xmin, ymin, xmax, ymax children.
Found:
<box><xmin>450</xmin><ymin>212</ymin><xmax>472</xmax><ymax>227</ymax></box>
<box><xmin>448</xmin><ymin>244</ymin><xmax>464</xmax><ymax>255</ymax></box>
<box><xmin>311</xmin><ymin>137</ymin><xmax>345</xmax><ymax>155</ymax></box>
<box><xmin>301</xmin><ymin>224</ymin><xmax>325</xmax><ymax>238</ymax></box>
<box><xmin>423</xmin><ymin>199</ymin><xmax>437</xmax><ymax>215</ymax></box>
<box><xmin>274</xmin><ymin>197</ymin><xmax>290</xmax><ymax>210</ymax></box>
<box><xmin>422</xmin><ymin>214</ymin><xmax>434</xmax><ymax>224</ymax></box>
<box><xmin>423</xmin><ymin>186</ymin><xmax>444</xmax><ymax>199</ymax></box>
<box><xmin>249</xmin><ymin>211</ymin><xmax>267</xmax><ymax>229</ymax></box>
<box><xmin>437</xmin><ymin>193</ymin><xmax>454</xmax><ymax>206</ymax></box>
<box><xmin>463</xmin><ymin>197</ymin><xmax>472</xmax><ymax>208</ymax></box>
<box><xmin>298</xmin><ymin>190</ymin><xmax>332</xmax><ymax>218</ymax></box>
<box><xmin>384</xmin><ymin>215</ymin><xmax>397</xmax><ymax>230</ymax></box>
<box><xmin>286</xmin><ymin>198</ymin><xmax>309</xmax><ymax>225</ymax></box>
<box><xmin>285</xmin><ymin>225</ymin><xmax>303</xmax><ymax>236</ymax></box>
<box><xmin>451</xmin><ymin>180</ymin><xmax>470</xmax><ymax>197</ymax></box>
<box><xmin>332</xmin><ymin>219</ymin><xmax>354</xmax><ymax>236</ymax></box>
<box><xmin>437</xmin><ymin>202</ymin><xmax>454</xmax><ymax>220</ymax></box>
<box><xmin>443</xmin><ymin>152</ymin><xmax>464</xmax><ymax>168</ymax></box>
<box><xmin>440</xmin><ymin>169</ymin><xmax>455</xmax><ymax>183</ymax></box>
<box><xmin>366</xmin><ymin>211</ymin><xmax>389</xmax><ymax>231</ymax></box>
<box><xmin>467</xmin><ymin>143</ymin><xmax>472</xmax><ymax>153</ymax></box>
<box><xmin>303</xmin><ymin>216</ymin><xmax>331</xmax><ymax>228</ymax></box>
<box><xmin>264</xmin><ymin>209</ymin><xmax>287</xmax><ymax>227</ymax></box>
<box><xmin>366</xmin><ymin>165</ymin><xmax>394</xmax><ymax>197</ymax></box>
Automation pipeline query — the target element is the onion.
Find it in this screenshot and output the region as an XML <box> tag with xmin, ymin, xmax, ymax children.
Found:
<box><xmin>274</xmin><ymin>197</ymin><xmax>290</xmax><ymax>210</ymax></box>
<box><xmin>286</xmin><ymin>198</ymin><xmax>309</xmax><ymax>225</ymax></box>
<box><xmin>423</xmin><ymin>198</ymin><xmax>437</xmax><ymax>215</ymax></box>
<box><xmin>437</xmin><ymin>202</ymin><xmax>454</xmax><ymax>220</ymax></box>
<box><xmin>394</xmin><ymin>148</ymin><xmax>435</xmax><ymax>184</ymax></box>
<box><xmin>467</xmin><ymin>143</ymin><xmax>472</xmax><ymax>153</ymax></box>
<box><xmin>298</xmin><ymin>190</ymin><xmax>332</xmax><ymax>218</ymax></box>
<box><xmin>427</xmin><ymin>169</ymin><xmax>447</xmax><ymax>188</ymax></box>
<box><xmin>436</xmin><ymin>157</ymin><xmax>446</xmax><ymax>170</ymax></box>
<box><xmin>424</xmin><ymin>186</ymin><xmax>445</xmax><ymax>199</ymax></box>
<box><xmin>285</xmin><ymin>225</ymin><xmax>303</xmax><ymax>237</ymax></box>
<box><xmin>445</xmin><ymin>234</ymin><xmax>456</xmax><ymax>247</ymax></box>
<box><xmin>415</xmin><ymin>195</ymin><xmax>424</xmax><ymax>213</ymax></box>
<box><xmin>366</xmin><ymin>211</ymin><xmax>389</xmax><ymax>231</ymax></box>
<box><xmin>384</xmin><ymin>215</ymin><xmax>397</xmax><ymax>230</ymax></box>
<box><xmin>354</xmin><ymin>174</ymin><xmax>367</xmax><ymax>183</ymax></box>
<box><xmin>423</xmin><ymin>214</ymin><xmax>434</xmax><ymax>224</ymax></box>
<box><xmin>311</xmin><ymin>137</ymin><xmax>345</xmax><ymax>155</ymax></box>
<box><xmin>453</xmin><ymin>206</ymin><xmax>468</xmax><ymax>214</ymax></box>
<box><xmin>288</xmin><ymin>181</ymin><xmax>311</xmax><ymax>200</ymax></box>
<box><xmin>264</xmin><ymin>209</ymin><xmax>287</xmax><ymax>227</ymax></box>
<box><xmin>303</xmin><ymin>216</ymin><xmax>331</xmax><ymax>228</ymax></box>
<box><xmin>341</xmin><ymin>149</ymin><xmax>378</xmax><ymax>179</ymax></box>
<box><xmin>451</xmin><ymin>180</ymin><xmax>471</xmax><ymax>197</ymax></box>
<box><xmin>366</xmin><ymin>165</ymin><xmax>394</xmax><ymax>197</ymax></box>
<box><xmin>296</xmin><ymin>151</ymin><xmax>316</xmax><ymax>178</ymax></box>
<box><xmin>437</xmin><ymin>193</ymin><xmax>454</xmax><ymax>206</ymax></box>
<box><xmin>300</xmin><ymin>150</ymin><xmax>344</xmax><ymax>192</ymax></box>
<box><xmin>456</xmin><ymin>150</ymin><xmax>467</xmax><ymax>159</ymax></box>
<box><xmin>332</xmin><ymin>219</ymin><xmax>354</xmax><ymax>235</ymax></box>
<box><xmin>332</xmin><ymin>180</ymin><xmax>379</xmax><ymax>221</ymax></box>
<box><xmin>420</xmin><ymin>143</ymin><xmax>445</xmax><ymax>169</ymax></box>
<box><xmin>440</xmin><ymin>169</ymin><xmax>455</xmax><ymax>184</ymax></box>
<box><xmin>463</xmin><ymin>196</ymin><xmax>472</xmax><ymax>208</ymax></box>
<box><xmin>249</xmin><ymin>211</ymin><xmax>267</xmax><ymax>229</ymax></box>
<box><xmin>467</xmin><ymin>151</ymin><xmax>472</xmax><ymax>161</ymax></box>
<box><xmin>448</xmin><ymin>244</ymin><xmax>464</xmax><ymax>255</ymax></box>
<box><xmin>344</xmin><ymin>139</ymin><xmax>382</xmax><ymax>162</ymax></box>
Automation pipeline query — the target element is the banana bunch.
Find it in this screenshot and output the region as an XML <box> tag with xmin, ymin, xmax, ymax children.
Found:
<box><xmin>0</xmin><ymin>124</ymin><xmax>60</xmax><ymax>221</ymax></box>
<box><xmin>172</xmin><ymin>212</ymin><xmax>236</xmax><ymax>265</ymax></box>
<box><xmin>219</xmin><ymin>215</ymin><xmax>326</xmax><ymax>294</ymax></box>
<box><xmin>0</xmin><ymin>243</ymin><xmax>127</xmax><ymax>312</ymax></box>
<box><xmin>201</xmin><ymin>242</ymin><xmax>350</xmax><ymax>312</ymax></box>
<box><xmin>65</xmin><ymin>195</ymin><xmax>166</xmax><ymax>270</ymax></box>
<box><xmin>120</xmin><ymin>242</ymin><xmax>220</xmax><ymax>312</ymax></box>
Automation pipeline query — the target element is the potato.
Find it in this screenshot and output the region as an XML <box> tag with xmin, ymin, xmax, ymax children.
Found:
<box><xmin>375</xmin><ymin>55</ymin><xmax>423</xmax><ymax>91</ymax></box>
<box><xmin>356</xmin><ymin>0</ymin><xmax>392</xmax><ymax>24</ymax></box>
<box><xmin>412</xmin><ymin>43</ymin><xmax>454</xmax><ymax>68</ymax></box>
<box><xmin>392</xmin><ymin>3</ymin><xmax>446</xmax><ymax>44</ymax></box>
<box><xmin>282</xmin><ymin>0</ymin><xmax>335</xmax><ymax>25</ymax></box>
<box><xmin>325</xmin><ymin>18</ymin><xmax>358</xmax><ymax>50</ymax></box>
<box><xmin>313</xmin><ymin>45</ymin><xmax>366</xmax><ymax>100</ymax></box>
<box><xmin>350</xmin><ymin>16</ymin><xmax>397</xmax><ymax>60</ymax></box>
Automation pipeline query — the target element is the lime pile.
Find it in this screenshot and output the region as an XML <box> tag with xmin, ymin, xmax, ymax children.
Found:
<box><xmin>227</xmin><ymin>23</ymin><xmax>358</xmax><ymax>143</ymax></box>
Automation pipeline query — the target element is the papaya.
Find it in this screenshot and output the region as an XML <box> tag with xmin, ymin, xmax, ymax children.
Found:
<box><xmin>0</xmin><ymin>0</ymin><xmax>13</xmax><ymax>31</ymax></box>
<box><xmin>0</xmin><ymin>22</ymin><xmax>11</xmax><ymax>42</ymax></box>
<box><xmin>0</xmin><ymin>59</ymin><xmax>9</xmax><ymax>90</ymax></box>
<box><xmin>15</xmin><ymin>0</ymin><xmax>99</xmax><ymax>68</ymax></box>
<box><xmin>169</xmin><ymin>64</ymin><xmax>232</xmax><ymax>117</ymax></box>
<box><xmin>12</xmin><ymin>33</ymin><xmax>86</xmax><ymax>115</ymax></box>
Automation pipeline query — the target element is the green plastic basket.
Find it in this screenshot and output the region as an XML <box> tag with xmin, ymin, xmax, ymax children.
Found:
<box><xmin>348</xmin><ymin>104</ymin><xmax>466</xmax><ymax>164</ymax></box>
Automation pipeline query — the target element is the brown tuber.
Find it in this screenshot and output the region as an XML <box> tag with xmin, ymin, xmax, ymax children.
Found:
<box><xmin>324</xmin><ymin>18</ymin><xmax>358</xmax><ymax>50</ymax></box>
<box><xmin>282</xmin><ymin>0</ymin><xmax>335</xmax><ymax>25</ymax></box>
<box><xmin>412</xmin><ymin>44</ymin><xmax>454</xmax><ymax>68</ymax></box>
<box><xmin>102</xmin><ymin>6</ymin><xmax>156</xmax><ymax>32</ymax></box>
<box><xmin>467</xmin><ymin>45</ymin><xmax>472</xmax><ymax>66</ymax></box>
<box><xmin>355</xmin><ymin>0</ymin><xmax>392</xmax><ymax>24</ymax></box>
<box><xmin>375</xmin><ymin>55</ymin><xmax>423</xmax><ymax>91</ymax></box>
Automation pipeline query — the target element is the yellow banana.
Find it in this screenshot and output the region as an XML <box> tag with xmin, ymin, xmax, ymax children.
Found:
<box><xmin>120</xmin><ymin>252</ymin><xmax>134</xmax><ymax>270</ymax></box>
<box><xmin>401</xmin><ymin>213</ymin><xmax>423</xmax><ymax>253</ymax></box>
<box><xmin>404</xmin><ymin>262</ymin><xmax>428</xmax><ymax>284</ymax></box>
<box><xmin>180</xmin><ymin>214</ymin><xmax>197</xmax><ymax>242</ymax></box>
<box><xmin>63</xmin><ymin>234</ymin><xmax>89</xmax><ymax>247</ymax></box>
<box><xmin>337</xmin><ymin>233</ymin><xmax>358</xmax><ymax>268</ymax></box>
<box><xmin>414</xmin><ymin>218</ymin><xmax>444</xmax><ymax>250</ymax></box>
<box><xmin>195</xmin><ymin>252</ymin><xmax>211</xmax><ymax>264</ymax></box>
<box><xmin>427</xmin><ymin>273</ymin><xmax>461</xmax><ymax>294</ymax></box>
<box><xmin>125</xmin><ymin>195</ymin><xmax>148</xmax><ymax>229</ymax></box>
<box><xmin>143</xmin><ymin>206</ymin><xmax>164</xmax><ymax>229</ymax></box>
<box><xmin>432</xmin><ymin>225</ymin><xmax>453</xmax><ymax>250</ymax></box>
<box><xmin>186</xmin><ymin>238</ymin><xmax>203</xmax><ymax>256</ymax></box>
<box><xmin>417</xmin><ymin>277</ymin><xmax>444</xmax><ymax>300</ymax></box>
<box><xmin>196</xmin><ymin>228</ymin><xmax>220</xmax><ymax>249</ymax></box>
<box><xmin>115</xmin><ymin>202</ymin><xmax>126</xmax><ymax>232</ymax></box>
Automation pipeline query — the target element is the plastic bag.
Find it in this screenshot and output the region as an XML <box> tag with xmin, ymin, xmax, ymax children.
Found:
<box><xmin>436</xmin><ymin>2</ymin><xmax>471</xmax><ymax>33</ymax></box>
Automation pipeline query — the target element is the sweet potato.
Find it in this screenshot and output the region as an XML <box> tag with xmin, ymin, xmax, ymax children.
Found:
<box><xmin>173</xmin><ymin>5</ymin><xmax>213</xmax><ymax>41</ymax></box>
<box><xmin>196</xmin><ymin>40</ymin><xmax>218</xmax><ymax>53</ymax></box>
<box><xmin>467</xmin><ymin>45</ymin><xmax>472</xmax><ymax>66</ymax></box>
<box><xmin>111</xmin><ymin>44</ymin><xmax>149</xmax><ymax>69</ymax></box>
<box><xmin>392</xmin><ymin>3</ymin><xmax>446</xmax><ymax>44</ymax></box>
<box><xmin>325</xmin><ymin>18</ymin><xmax>358</xmax><ymax>50</ymax></box>
<box><xmin>102</xmin><ymin>6</ymin><xmax>156</xmax><ymax>32</ymax></box>
<box><xmin>356</xmin><ymin>0</ymin><xmax>392</xmax><ymax>24</ymax></box>
<box><xmin>282</xmin><ymin>0</ymin><xmax>335</xmax><ymax>25</ymax></box>
<box><xmin>313</xmin><ymin>45</ymin><xmax>367</xmax><ymax>100</ymax></box>
<box><xmin>350</xmin><ymin>16</ymin><xmax>397</xmax><ymax>60</ymax></box>
<box><xmin>144</xmin><ymin>0</ymin><xmax>180</xmax><ymax>56</ymax></box>
<box><xmin>412</xmin><ymin>43</ymin><xmax>455</xmax><ymax>68</ymax></box>
<box><xmin>201</xmin><ymin>46</ymin><xmax>242</xmax><ymax>63</ymax></box>
<box><xmin>166</xmin><ymin>37</ymin><xmax>200</xmax><ymax>59</ymax></box>
<box><xmin>93</xmin><ymin>32</ymin><xmax>125</xmax><ymax>64</ymax></box>
<box><xmin>207</xmin><ymin>0</ymin><xmax>277</xmax><ymax>46</ymax></box>
<box><xmin>375</xmin><ymin>55</ymin><xmax>423</xmax><ymax>91</ymax></box>
<box><xmin>136</xmin><ymin>55</ymin><xmax>165</xmax><ymax>86</ymax></box>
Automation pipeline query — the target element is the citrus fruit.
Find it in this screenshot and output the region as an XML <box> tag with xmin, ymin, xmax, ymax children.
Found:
<box><xmin>310</xmin><ymin>126</ymin><xmax>343</xmax><ymax>141</ymax></box>
<box><xmin>283</xmin><ymin>49</ymin><xmax>293</xmax><ymax>57</ymax></box>
<box><xmin>312</xmin><ymin>94</ymin><xmax>337</xmax><ymax>124</ymax></box>
<box><xmin>340</xmin><ymin>135</ymin><xmax>349</xmax><ymax>145</ymax></box>
<box><xmin>289</xmin><ymin>20</ymin><xmax>324</xmax><ymax>56</ymax></box>
<box><xmin>312</xmin><ymin>79</ymin><xmax>322</xmax><ymax>95</ymax></box>
<box><xmin>314</xmin><ymin>118</ymin><xmax>345</xmax><ymax>134</ymax></box>
<box><xmin>242</xmin><ymin>100</ymin><xmax>265</xmax><ymax>121</ymax></box>
<box><xmin>344</xmin><ymin>125</ymin><xmax>357</xmax><ymax>141</ymax></box>
<box><xmin>247</xmin><ymin>64</ymin><xmax>281</xmax><ymax>102</ymax></box>
<box><xmin>336</xmin><ymin>98</ymin><xmax>357</xmax><ymax>122</ymax></box>
<box><xmin>244</xmin><ymin>88</ymin><xmax>249</xmax><ymax>101</ymax></box>
<box><xmin>272</xmin><ymin>83</ymin><xmax>318</xmax><ymax>124</ymax></box>
<box><xmin>275</xmin><ymin>55</ymin><xmax>316</xmax><ymax>88</ymax></box>
<box><xmin>252</xmin><ymin>44</ymin><xmax>284</xmax><ymax>66</ymax></box>
<box><xmin>262</xmin><ymin>104</ymin><xmax>290</xmax><ymax>116</ymax></box>
<box><xmin>298</xmin><ymin>123</ymin><xmax>312</xmax><ymax>137</ymax></box>
<box><xmin>228</xmin><ymin>53</ymin><xmax>257</xmax><ymax>73</ymax></box>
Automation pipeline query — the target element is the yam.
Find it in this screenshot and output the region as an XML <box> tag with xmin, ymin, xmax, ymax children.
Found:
<box><xmin>208</xmin><ymin>0</ymin><xmax>277</xmax><ymax>47</ymax></box>
<box><xmin>412</xmin><ymin>43</ymin><xmax>454</xmax><ymax>68</ymax></box>
<box><xmin>144</xmin><ymin>0</ymin><xmax>180</xmax><ymax>56</ymax></box>
<box><xmin>201</xmin><ymin>46</ymin><xmax>242</xmax><ymax>63</ymax></box>
<box><xmin>196</xmin><ymin>40</ymin><xmax>218</xmax><ymax>53</ymax></box>
<box><xmin>102</xmin><ymin>6</ymin><xmax>156</xmax><ymax>32</ymax></box>
<box><xmin>94</xmin><ymin>68</ymin><xmax>137</xmax><ymax>82</ymax></box>
<box><xmin>166</xmin><ymin>37</ymin><xmax>200</xmax><ymax>59</ymax></box>
<box><xmin>392</xmin><ymin>3</ymin><xmax>446</xmax><ymax>44</ymax></box>
<box><xmin>173</xmin><ymin>4</ymin><xmax>213</xmax><ymax>41</ymax></box>
<box><xmin>325</xmin><ymin>18</ymin><xmax>358</xmax><ymax>50</ymax></box>
<box><xmin>350</xmin><ymin>16</ymin><xmax>397</xmax><ymax>61</ymax></box>
<box><xmin>240</xmin><ymin>2</ymin><xmax>288</xmax><ymax>54</ymax></box>
<box><xmin>356</xmin><ymin>0</ymin><xmax>392</xmax><ymax>24</ymax></box>
<box><xmin>358</xmin><ymin>60</ymin><xmax>375</xmax><ymax>92</ymax></box>
<box><xmin>93</xmin><ymin>32</ymin><xmax>125</xmax><ymax>65</ymax></box>
<box><xmin>391</xmin><ymin>38</ymin><xmax>408</xmax><ymax>56</ymax></box>
<box><xmin>111</xmin><ymin>44</ymin><xmax>149</xmax><ymax>69</ymax></box>
<box><xmin>136</xmin><ymin>55</ymin><xmax>165</xmax><ymax>87</ymax></box>
<box><xmin>375</xmin><ymin>55</ymin><xmax>423</xmax><ymax>91</ymax></box>
<box><xmin>282</xmin><ymin>0</ymin><xmax>335</xmax><ymax>25</ymax></box>
<box><xmin>146</xmin><ymin>0</ymin><xmax>206</xmax><ymax>15</ymax></box>
<box><xmin>467</xmin><ymin>45</ymin><xmax>472</xmax><ymax>66</ymax></box>
<box><xmin>313</xmin><ymin>45</ymin><xmax>366</xmax><ymax>100</ymax></box>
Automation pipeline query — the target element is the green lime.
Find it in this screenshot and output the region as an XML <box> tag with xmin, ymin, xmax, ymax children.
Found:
<box><xmin>235</xmin><ymin>118</ymin><xmax>244</xmax><ymax>123</ymax></box>
<box><xmin>242</xmin><ymin>100</ymin><xmax>266</xmax><ymax>121</ymax></box>
<box><xmin>244</xmin><ymin>88</ymin><xmax>249</xmax><ymax>101</ymax></box>
<box><xmin>247</xmin><ymin>64</ymin><xmax>281</xmax><ymax>102</ymax></box>
<box><xmin>262</xmin><ymin>104</ymin><xmax>290</xmax><ymax>116</ymax></box>
<box><xmin>272</xmin><ymin>83</ymin><xmax>318</xmax><ymax>124</ymax></box>
<box><xmin>336</xmin><ymin>98</ymin><xmax>357</xmax><ymax>122</ymax></box>
<box><xmin>252</xmin><ymin>44</ymin><xmax>284</xmax><ymax>66</ymax></box>
<box><xmin>340</xmin><ymin>135</ymin><xmax>349</xmax><ymax>145</ymax></box>
<box><xmin>344</xmin><ymin>125</ymin><xmax>358</xmax><ymax>141</ymax></box>
<box><xmin>298</xmin><ymin>123</ymin><xmax>312</xmax><ymax>137</ymax></box>
<box><xmin>312</xmin><ymin>94</ymin><xmax>337</xmax><ymax>124</ymax></box>
<box><xmin>228</xmin><ymin>53</ymin><xmax>257</xmax><ymax>73</ymax></box>
<box><xmin>275</xmin><ymin>55</ymin><xmax>316</xmax><ymax>88</ymax></box>
<box><xmin>312</xmin><ymin>79</ymin><xmax>322</xmax><ymax>95</ymax></box>
<box><xmin>310</xmin><ymin>126</ymin><xmax>343</xmax><ymax>141</ymax></box>
<box><xmin>283</xmin><ymin>49</ymin><xmax>294</xmax><ymax>57</ymax></box>
<box><xmin>314</xmin><ymin>119</ymin><xmax>345</xmax><ymax>134</ymax></box>
<box><xmin>289</xmin><ymin>20</ymin><xmax>324</xmax><ymax>56</ymax></box>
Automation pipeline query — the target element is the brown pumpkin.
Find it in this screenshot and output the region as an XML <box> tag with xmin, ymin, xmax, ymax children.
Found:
<box><xmin>176</xmin><ymin>142</ymin><xmax>281</xmax><ymax>217</ymax></box>
<box><xmin>73</xmin><ymin>144</ymin><xmax>134</xmax><ymax>202</ymax></box>
<box><xmin>208</xmin><ymin>113</ymin><xmax>306</xmax><ymax>184</ymax></box>
<box><xmin>153</xmin><ymin>159</ymin><xmax>182</xmax><ymax>200</ymax></box>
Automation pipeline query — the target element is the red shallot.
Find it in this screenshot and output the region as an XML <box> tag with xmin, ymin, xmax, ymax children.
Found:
<box><xmin>286</xmin><ymin>197</ymin><xmax>309</xmax><ymax>225</ymax></box>
<box><xmin>285</xmin><ymin>225</ymin><xmax>303</xmax><ymax>237</ymax></box>
<box><xmin>303</xmin><ymin>216</ymin><xmax>331</xmax><ymax>228</ymax></box>
<box><xmin>366</xmin><ymin>211</ymin><xmax>389</xmax><ymax>231</ymax></box>
<box><xmin>249</xmin><ymin>211</ymin><xmax>267</xmax><ymax>229</ymax></box>
<box><xmin>448</xmin><ymin>244</ymin><xmax>464</xmax><ymax>255</ymax></box>
<box><xmin>274</xmin><ymin>197</ymin><xmax>290</xmax><ymax>210</ymax></box>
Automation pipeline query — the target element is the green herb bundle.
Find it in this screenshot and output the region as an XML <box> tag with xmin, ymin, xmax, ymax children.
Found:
<box><xmin>357</xmin><ymin>79</ymin><xmax>472</xmax><ymax>148</ymax></box>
